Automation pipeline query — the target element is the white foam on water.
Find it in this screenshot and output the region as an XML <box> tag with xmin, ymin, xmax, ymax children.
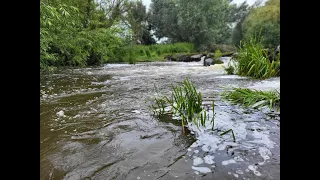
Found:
<box><xmin>247</xmin><ymin>78</ymin><xmax>280</xmax><ymax>91</ymax></box>
<box><xmin>234</xmin><ymin>156</ymin><xmax>244</xmax><ymax>162</ymax></box>
<box><xmin>218</xmin><ymin>142</ymin><xmax>239</xmax><ymax>151</ymax></box>
<box><xmin>191</xmin><ymin>166</ymin><xmax>212</xmax><ymax>173</ymax></box>
<box><xmin>222</xmin><ymin>159</ymin><xmax>237</xmax><ymax>165</ymax></box>
<box><xmin>91</xmin><ymin>80</ymin><xmax>111</xmax><ymax>85</ymax></box>
<box><xmin>203</xmin><ymin>155</ymin><xmax>215</xmax><ymax>165</ymax></box>
<box><xmin>73</xmin><ymin>114</ymin><xmax>81</xmax><ymax>118</ymax></box>
<box><xmin>248</xmin><ymin>165</ymin><xmax>261</xmax><ymax>176</ymax></box>
<box><xmin>104</xmin><ymin>64</ymin><xmax>131</xmax><ymax>68</ymax></box>
<box><xmin>234</xmin><ymin>173</ymin><xmax>239</xmax><ymax>178</ymax></box>
<box><xmin>176</xmin><ymin>101</ymin><xmax>277</xmax><ymax>175</ymax></box>
<box><xmin>164</xmin><ymin>106</ymin><xmax>171</xmax><ymax>112</ymax></box>
<box><xmin>120</xmin><ymin>76</ymin><xmax>132</xmax><ymax>81</ymax></box>
<box><xmin>258</xmin><ymin>147</ymin><xmax>271</xmax><ymax>165</ymax></box>
<box><xmin>193</xmin><ymin>157</ymin><xmax>204</xmax><ymax>166</ymax></box>
<box><xmin>56</xmin><ymin>110</ymin><xmax>65</xmax><ymax>117</ymax></box>
<box><xmin>215</xmin><ymin>75</ymin><xmax>248</xmax><ymax>79</ymax></box>
<box><xmin>214</xmin><ymin>111</ymin><xmax>248</xmax><ymax>140</ymax></box>
<box><xmin>249</xmin><ymin>130</ymin><xmax>275</xmax><ymax>149</ymax></box>
<box><xmin>190</xmin><ymin>140</ymin><xmax>202</xmax><ymax>148</ymax></box>
<box><xmin>187</xmin><ymin>110</ymin><xmax>247</xmax><ymax>154</ymax></box>
<box><xmin>132</xmin><ymin>110</ymin><xmax>141</xmax><ymax>114</ymax></box>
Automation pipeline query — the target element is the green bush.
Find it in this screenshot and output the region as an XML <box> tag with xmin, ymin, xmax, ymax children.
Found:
<box><xmin>214</xmin><ymin>49</ymin><xmax>222</xmax><ymax>59</ymax></box>
<box><xmin>199</xmin><ymin>43</ymin><xmax>236</xmax><ymax>53</ymax></box>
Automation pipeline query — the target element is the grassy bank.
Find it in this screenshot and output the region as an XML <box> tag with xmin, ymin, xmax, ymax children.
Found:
<box><xmin>133</xmin><ymin>43</ymin><xmax>195</xmax><ymax>62</ymax></box>
<box><xmin>99</xmin><ymin>42</ymin><xmax>196</xmax><ymax>64</ymax></box>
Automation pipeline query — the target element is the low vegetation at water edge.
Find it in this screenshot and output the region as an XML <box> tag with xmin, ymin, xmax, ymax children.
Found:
<box><xmin>232</xmin><ymin>36</ymin><xmax>280</xmax><ymax>79</ymax></box>
<box><xmin>222</xmin><ymin>88</ymin><xmax>280</xmax><ymax>111</ymax></box>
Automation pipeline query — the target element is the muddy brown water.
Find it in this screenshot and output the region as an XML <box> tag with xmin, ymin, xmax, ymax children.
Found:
<box><xmin>40</xmin><ymin>60</ymin><xmax>280</xmax><ymax>180</ymax></box>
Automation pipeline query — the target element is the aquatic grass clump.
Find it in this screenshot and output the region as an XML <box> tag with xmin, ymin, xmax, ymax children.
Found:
<box><xmin>223</xmin><ymin>88</ymin><xmax>280</xmax><ymax>111</ymax></box>
<box><xmin>169</xmin><ymin>79</ymin><xmax>203</xmax><ymax>122</ymax></box>
<box><xmin>224</xmin><ymin>66</ymin><xmax>235</xmax><ymax>75</ymax></box>
<box><xmin>149</xmin><ymin>78</ymin><xmax>236</xmax><ymax>142</ymax></box>
<box><xmin>223</xmin><ymin>59</ymin><xmax>237</xmax><ymax>75</ymax></box>
<box><xmin>236</xmin><ymin>36</ymin><xmax>280</xmax><ymax>79</ymax></box>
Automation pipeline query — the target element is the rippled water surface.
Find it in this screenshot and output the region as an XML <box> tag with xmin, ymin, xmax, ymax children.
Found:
<box><xmin>40</xmin><ymin>58</ymin><xmax>280</xmax><ymax>180</ymax></box>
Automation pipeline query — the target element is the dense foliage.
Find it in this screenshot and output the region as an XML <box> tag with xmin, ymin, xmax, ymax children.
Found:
<box><xmin>40</xmin><ymin>0</ymin><xmax>280</xmax><ymax>69</ymax></box>
<box><xmin>40</xmin><ymin>0</ymin><xmax>155</xmax><ymax>69</ymax></box>
<box><xmin>149</xmin><ymin>0</ymin><xmax>250</xmax><ymax>50</ymax></box>
<box><xmin>242</xmin><ymin>0</ymin><xmax>280</xmax><ymax>48</ymax></box>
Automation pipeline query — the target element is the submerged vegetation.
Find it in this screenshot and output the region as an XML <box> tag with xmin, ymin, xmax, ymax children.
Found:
<box><xmin>223</xmin><ymin>88</ymin><xmax>280</xmax><ymax>111</ymax></box>
<box><xmin>149</xmin><ymin>78</ymin><xmax>236</xmax><ymax>142</ymax></box>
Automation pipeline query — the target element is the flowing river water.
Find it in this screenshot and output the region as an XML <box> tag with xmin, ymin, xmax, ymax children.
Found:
<box><xmin>40</xmin><ymin>58</ymin><xmax>280</xmax><ymax>180</ymax></box>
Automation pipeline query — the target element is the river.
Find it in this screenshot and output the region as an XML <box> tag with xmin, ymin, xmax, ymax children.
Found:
<box><xmin>40</xmin><ymin>58</ymin><xmax>280</xmax><ymax>180</ymax></box>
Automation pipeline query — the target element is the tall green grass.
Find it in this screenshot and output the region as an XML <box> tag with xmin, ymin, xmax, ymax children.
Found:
<box><xmin>149</xmin><ymin>78</ymin><xmax>236</xmax><ymax>142</ymax></box>
<box><xmin>105</xmin><ymin>42</ymin><xmax>195</xmax><ymax>63</ymax></box>
<box><xmin>133</xmin><ymin>43</ymin><xmax>195</xmax><ymax>62</ymax></box>
<box><xmin>235</xmin><ymin>36</ymin><xmax>280</xmax><ymax>79</ymax></box>
<box><xmin>223</xmin><ymin>88</ymin><xmax>280</xmax><ymax>111</ymax></box>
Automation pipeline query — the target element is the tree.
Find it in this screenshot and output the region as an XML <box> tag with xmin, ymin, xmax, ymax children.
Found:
<box><xmin>149</xmin><ymin>0</ymin><xmax>250</xmax><ymax>49</ymax></box>
<box><xmin>230</xmin><ymin>2</ymin><xmax>254</xmax><ymax>46</ymax></box>
<box><xmin>242</xmin><ymin>0</ymin><xmax>280</xmax><ymax>48</ymax></box>
<box><xmin>125</xmin><ymin>1</ymin><xmax>147</xmax><ymax>44</ymax></box>
<box><xmin>40</xmin><ymin>0</ymin><xmax>127</xmax><ymax>68</ymax></box>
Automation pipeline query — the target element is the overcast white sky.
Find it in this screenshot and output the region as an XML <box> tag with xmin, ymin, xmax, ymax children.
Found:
<box><xmin>141</xmin><ymin>0</ymin><xmax>264</xmax><ymax>10</ymax></box>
